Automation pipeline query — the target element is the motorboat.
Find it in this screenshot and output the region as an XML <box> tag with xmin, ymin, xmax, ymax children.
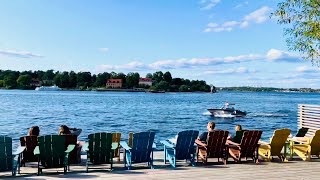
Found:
<box><xmin>35</xmin><ymin>85</ymin><xmax>62</xmax><ymax>91</ymax></box>
<box><xmin>207</xmin><ymin>103</ymin><xmax>246</xmax><ymax>117</ymax></box>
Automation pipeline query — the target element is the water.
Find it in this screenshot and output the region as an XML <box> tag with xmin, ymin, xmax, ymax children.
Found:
<box><xmin>0</xmin><ymin>90</ymin><xmax>319</xmax><ymax>147</ymax></box>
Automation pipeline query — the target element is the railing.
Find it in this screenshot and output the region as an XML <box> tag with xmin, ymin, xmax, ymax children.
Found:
<box><xmin>298</xmin><ymin>104</ymin><xmax>320</xmax><ymax>137</ymax></box>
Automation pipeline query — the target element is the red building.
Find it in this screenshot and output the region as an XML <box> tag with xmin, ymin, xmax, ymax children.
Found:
<box><xmin>139</xmin><ymin>78</ymin><xmax>152</xmax><ymax>86</ymax></box>
<box><xmin>106</xmin><ymin>79</ymin><xmax>123</xmax><ymax>88</ymax></box>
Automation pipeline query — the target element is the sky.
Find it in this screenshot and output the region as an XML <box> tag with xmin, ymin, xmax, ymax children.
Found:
<box><xmin>0</xmin><ymin>0</ymin><xmax>319</xmax><ymax>88</ymax></box>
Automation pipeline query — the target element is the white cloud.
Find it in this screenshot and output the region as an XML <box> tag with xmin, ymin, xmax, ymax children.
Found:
<box><xmin>234</xmin><ymin>1</ymin><xmax>249</xmax><ymax>9</ymax></box>
<box><xmin>96</xmin><ymin>49</ymin><xmax>301</xmax><ymax>71</ymax></box>
<box><xmin>0</xmin><ymin>49</ymin><xmax>43</xmax><ymax>58</ymax></box>
<box><xmin>296</xmin><ymin>66</ymin><xmax>320</xmax><ymax>73</ymax></box>
<box><xmin>99</xmin><ymin>48</ymin><xmax>109</xmax><ymax>53</ymax></box>
<box><xmin>203</xmin><ymin>67</ymin><xmax>256</xmax><ymax>75</ymax></box>
<box><xmin>201</xmin><ymin>0</ymin><xmax>221</xmax><ymax>10</ymax></box>
<box><xmin>204</xmin><ymin>6</ymin><xmax>272</xmax><ymax>33</ymax></box>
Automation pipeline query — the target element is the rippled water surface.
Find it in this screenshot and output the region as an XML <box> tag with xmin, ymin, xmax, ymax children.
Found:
<box><xmin>1</xmin><ymin>90</ymin><xmax>319</xmax><ymax>146</ymax></box>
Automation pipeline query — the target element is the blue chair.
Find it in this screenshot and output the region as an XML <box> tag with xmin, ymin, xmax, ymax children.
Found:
<box><xmin>160</xmin><ymin>130</ymin><xmax>199</xmax><ymax>168</ymax></box>
<box><xmin>120</xmin><ymin>132</ymin><xmax>156</xmax><ymax>170</ymax></box>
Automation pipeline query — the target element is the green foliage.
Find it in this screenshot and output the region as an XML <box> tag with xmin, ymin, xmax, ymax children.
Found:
<box><xmin>4</xmin><ymin>73</ymin><xmax>18</xmax><ymax>89</ymax></box>
<box><xmin>273</xmin><ymin>0</ymin><xmax>320</xmax><ymax>65</ymax></box>
<box><xmin>153</xmin><ymin>71</ymin><xmax>164</xmax><ymax>83</ymax></box>
<box><xmin>94</xmin><ymin>72</ymin><xmax>110</xmax><ymax>87</ymax></box>
<box><xmin>69</xmin><ymin>71</ymin><xmax>77</xmax><ymax>88</ymax></box>
<box><xmin>17</xmin><ymin>74</ymin><xmax>31</xmax><ymax>89</ymax></box>
<box><xmin>179</xmin><ymin>85</ymin><xmax>190</xmax><ymax>92</ymax></box>
<box><xmin>163</xmin><ymin>71</ymin><xmax>172</xmax><ymax>83</ymax></box>
<box><xmin>146</xmin><ymin>73</ymin><xmax>153</xmax><ymax>78</ymax></box>
<box><xmin>0</xmin><ymin>80</ymin><xmax>3</xmax><ymax>87</ymax></box>
<box><xmin>126</xmin><ymin>72</ymin><xmax>140</xmax><ymax>88</ymax></box>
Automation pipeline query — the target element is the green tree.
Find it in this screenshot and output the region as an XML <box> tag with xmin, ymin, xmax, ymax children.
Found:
<box><xmin>126</xmin><ymin>72</ymin><xmax>140</xmax><ymax>88</ymax></box>
<box><xmin>153</xmin><ymin>71</ymin><xmax>163</xmax><ymax>83</ymax></box>
<box><xmin>179</xmin><ymin>85</ymin><xmax>190</xmax><ymax>92</ymax></box>
<box><xmin>77</xmin><ymin>72</ymin><xmax>92</xmax><ymax>87</ymax></box>
<box><xmin>163</xmin><ymin>71</ymin><xmax>172</xmax><ymax>83</ymax></box>
<box><xmin>4</xmin><ymin>73</ymin><xmax>18</xmax><ymax>89</ymax></box>
<box><xmin>53</xmin><ymin>72</ymin><xmax>62</xmax><ymax>87</ymax></box>
<box><xmin>155</xmin><ymin>80</ymin><xmax>169</xmax><ymax>91</ymax></box>
<box><xmin>0</xmin><ymin>80</ymin><xmax>3</xmax><ymax>87</ymax></box>
<box><xmin>94</xmin><ymin>72</ymin><xmax>110</xmax><ymax>87</ymax></box>
<box><xmin>69</xmin><ymin>71</ymin><xmax>77</xmax><ymax>88</ymax></box>
<box><xmin>146</xmin><ymin>73</ymin><xmax>153</xmax><ymax>79</ymax></box>
<box><xmin>273</xmin><ymin>0</ymin><xmax>320</xmax><ymax>65</ymax></box>
<box><xmin>17</xmin><ymin>74</ymin><xmax>31</xmax><ymax>89</ymax></box>
<box><xmin>60</xmin><ymin>72</ymin><xmax>70</xmax><ymax>88</ymax></box>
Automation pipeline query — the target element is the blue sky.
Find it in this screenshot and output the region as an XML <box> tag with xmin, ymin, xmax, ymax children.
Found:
<box><xmin>0</xmin><ymin>0</ymin><xmax>319</xmax><ymax>88</ymax></box>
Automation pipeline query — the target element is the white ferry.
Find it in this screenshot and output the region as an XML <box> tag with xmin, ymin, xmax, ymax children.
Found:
<box><xmin>35</xmin><ymin>85</ymin><xmax>62</xmax><ymax>91</ymax></box>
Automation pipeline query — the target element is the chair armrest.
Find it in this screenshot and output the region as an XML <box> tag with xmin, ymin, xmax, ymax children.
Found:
<box><xmin>34</xmin><ymin>146</ymin><xmax>40</xmax><ymax>155</ymax></box>
<box><xmin>226</xmin><ymin>140</ymin><xmax>240</xmax><ymax>146</ymax></box>
<box><xmin>120</xmin><ymin>141</ymin><xmax>132</xmax><ymax>150</ymax></box>
<box><xmin>259</xmin><ymin>140</ymin><xmax>270</xmax><ymax>145</ymax></box>
<box><xmin>160</xmin><ymin>140</ymin><xmax>175</xmax><ymax>148</ymax></box>
<box><xmin>153</xmin><ymin>143</ymin><xmax>156</xmax><ymax>149</ymax></box>
<box><xmin>13</xmin><ymin>146</ymin><xmax>26</xmax><ymax>156</ymax></box>
<box><xmin>65</xmin><ymin>144</ymin><xmax>76</xmax><ymax>153</ymax></box>
<box><xmin>82</xmin><ymin>142</ymin><xmax>89</xmax><ymax>151</ymax></box>
<box><xmin>290</xmin><ymin>137</ymin><xmax>309</xmax><ymax>144</ymax></box>
<box><xmin>112</xmin><ymin>142</ymin><xmax>119</xmax><ymax>150</ymax></box>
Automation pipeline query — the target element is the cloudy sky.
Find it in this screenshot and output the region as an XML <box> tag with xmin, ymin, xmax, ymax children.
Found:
<box><xmin>0</xmin><ymin>0</ymin><xmax>319</xmax><ymax>88</ymax></box>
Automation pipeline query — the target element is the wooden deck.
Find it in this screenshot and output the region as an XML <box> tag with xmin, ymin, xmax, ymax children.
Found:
<box><xmin>2</xmin><ymin>151</ymin><xmax>320</xmax><ymax>179</ymax></box>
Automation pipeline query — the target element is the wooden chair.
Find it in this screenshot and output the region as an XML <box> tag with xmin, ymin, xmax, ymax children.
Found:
<box><xmin>228</xmin><ymin>130</ymin><xmax>262</xmax><ymax>163</ymax></box>
<box><xmin>34</xmin><ymin>135</ymin><xmax>75</xmax><ymax>175</ymax></box>
<box><xmin>19</xmin><ymin>135</ymin><xmax>38</xmax><ymax>166</ymax></box>
<box><xmin>112</xmin><ymin>132</ymin><xmax>121</xmax><ymax>162</ymax></box>
<box><xmin>0</xmin><ymin>136</ymin><xmax>25</xmax><ymax>176</ymax></box>
<box><xmin>161</xmin><ymin>130</ymin><xmax>199</xmax><ymax>167</ymax></box>
<box><xmin>83</xmin><ymin>133</ymin><xmax>117</xmax><ymax>172</ymax></box>
<box><xmin>120</xmin><ymin>132</ymin><xmax>156</xmax><ymax>170</ymax></box>
<box><xmin>258</xmin><ymin>128</ymin><xmax>291</xmax><ymax>162</ymax></box>
<box><xmin>197</xmin><ymin>130</ymin><xmax>229</xmax><ymax>165</ymax></box>
<box><xmin>63</xmin><ymin>135</ymin><xmax>80</xmax><ymax>164</ymax></box>
<box><xmin>290</xmin><ymin>129</ymin><xmax>320</xmax><ymax>161</ymax></box>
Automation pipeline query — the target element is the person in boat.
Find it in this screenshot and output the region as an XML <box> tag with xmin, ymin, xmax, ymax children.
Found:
<box><xmin>223</xmin><ymin>101</ymin><xmax>229</xmax><ymax>109</ymax></box>
<box><xmin>227</xmin><ymin>124</ymin><xmax>244</xmax><ymax>162</ymax></box>
<box><xmin>28</xmin><ymin>126</ymin><xmax>40</xmax><ymax>136</ymax></box>
<box><xmin>195</xmin><ymin>122</ymin><xmax>215</xmax><ymax>163</ymax></box>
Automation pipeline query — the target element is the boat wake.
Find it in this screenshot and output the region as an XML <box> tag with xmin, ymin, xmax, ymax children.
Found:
<box><xmin>202</xmin><ymin>112</ymin><xmax>212</xmax><ymax>116</ymax></box>
<box><xmin>251</xmin><ymin>113</ymin><xmax>289</xmax><ymax>117</ymax></box>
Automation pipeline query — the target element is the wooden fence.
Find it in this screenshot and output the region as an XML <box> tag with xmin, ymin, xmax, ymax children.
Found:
<box><xmin>298</xmin><ymin>104</ymin><xmax>320</xmax><ymax>137</ymax></box>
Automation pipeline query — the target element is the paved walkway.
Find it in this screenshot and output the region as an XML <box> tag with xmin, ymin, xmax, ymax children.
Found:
<box><xmin>1</xmin><ymin>152</ymin><xmax>320</xmax><ymax>179</ymax></box>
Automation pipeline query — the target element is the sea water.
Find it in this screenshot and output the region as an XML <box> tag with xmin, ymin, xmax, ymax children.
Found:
<box><xmin>0</xmin><ymin>90</ymin><xmax>319</xmax><ymax>146</ymax></box>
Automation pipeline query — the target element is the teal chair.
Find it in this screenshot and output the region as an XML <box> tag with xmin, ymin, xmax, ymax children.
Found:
<box><xmin>0</xmin><ymin>136</ymin><xmax>25</xmax><ymax>176</ymax></box>
<box><xmin>161</xmin><ymin>130</ymin><xmax>199</xmax><ymax>167</ymax></box>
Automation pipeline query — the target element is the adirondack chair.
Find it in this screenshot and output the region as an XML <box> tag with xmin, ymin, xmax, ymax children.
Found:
<box><xmin>0</xmin><ymin>136</ymin><xmax>25</xmax><ymax>176</ymax></box>
<box><xmin>232</xmin><ymin>130</ymin><xmax>247</xmax><ymax>144</ymax></box>
<box><xmin>120</xmin><ymin>132</ymin><xmax>156</xmax><ymax>170</ymax></box>
<box><xmin>83</xmin><ymin>133</ymin><xmax>118</xmax><ymax>172</ymax></box>
<box><xmin>160</xmin><ymin>130</ymin><xmax>199</xmax><ymax>167</ymax></box>
<box><xmin>196</xmin><ymin>130</ymin><xmax>229</xmax><ymax>165</ymax></box>
<box><xmin>20</xmin><ymin>135</ymin><xmax>38</xmax><ymax>166</ymax></box>
<box><xmin>258</xmin><ymin>128</ymin><xmax>291</xmax><ymax>162</ymax></box>
<box><xmin>228</xmin><ymin>130</ymin><xmax>262</xmax><ymax>163</ymax></box>
<box><xmin>34</xmin><ymin>135</ymin><xmax>75</xmax><ymax>175</ymax></box>
<box><xmin>112</xmin><ymin>132</ymin><xmax>121</xmax><ymax>162</ymax></box>
<box><xmin>290</xmin><ymin>129</ymin><xmax>320</xmax><ymax>161</ymax></box>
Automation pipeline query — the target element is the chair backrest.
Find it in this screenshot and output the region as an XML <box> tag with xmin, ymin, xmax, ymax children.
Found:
<box><xmin>239</xmin><ymin>130</ymin><xmax>262</xmax><ymax>158</ymax></box>
<box><xmin>112</xmin><ymin>132</ymin><xmax>121</xmax><ymax>157</ymax></box>
<box><xmin>88</xmin><ymin>133</ymin><xmax>113</xmax><ymax>164</ymax></box>
<box><xmin>0</xmin><ymin>136</ymin><xmax>12</xmax><ymax>172</ymax></box>
<box><xmin>131</xmin><ymin>132</ymin><xmax>155</xmax><ymax>163</ymax></box>
<box><xmin>232</xmin><ymin>130</ymin><xmax>247</xmax><ymax>144</ymax></box>
<box><xmin>296</xmin><ymin>127</ymin><xmax>309</xmax><ymax>137</ymax></box>
<box><xmin>20</xmin><ymin>135</ymin><xmax>38</xmax><ymax>162</ymax></box>
<box><xmin>310</xmin><ymin>130</ymin><xmax>320</xmax><ymax>155</ymax></box>
<box><xmin>128</xmin><ymin>132</ymin><xmax>133</xmax><ymax>147</ymax></box>
<box><xmin>270</xmin><ymin>129</ymin><xmax>291</xmax><ymax>155</ymax></box>
<box><xmin>206</xmin><ymin>130</ymin><xmax>229</xmax><ymax>158</ymax></box>
<box><xmin>38</xmin><ymin>135</ymin><xmax>66</xmax><ymax>168</ymax></box>
<box><xmin>175</xmin><ymin>130</ymin><xmax>199</xmax><ymax>160</ymax></box>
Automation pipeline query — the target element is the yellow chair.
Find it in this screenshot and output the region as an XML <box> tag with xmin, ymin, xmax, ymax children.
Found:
<box><xmin>112</xmin><ymin>132</ymin><xmax>121</xmax><ymax>161</ymax></box>
<box><xmin>128</xmin><ymin>132</ymin><xmax>133</xmax><ymax>147</ymax></box>
<box><xmin>259</xmin><ymin>128</ymin><xmax>291</xmax><ymax>162</ymax></box>
<box><xmin>290</xmin><ymin>130</ymin><xmax>320</xmax><ymax>161</ymax></box>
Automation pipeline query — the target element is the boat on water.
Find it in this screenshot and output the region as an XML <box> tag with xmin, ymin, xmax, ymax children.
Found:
<box><xmin>145</xmin><ymin>90</ymin><xmax>165</xmax><ymax>93</ymax></box>
<box><xmin>35</xmin><ymin>85</ymin><xmax>62</xmax><ymax>91</ymax></box>
<box><xmin>207</xmin><ymin>103</ymin><xmax>246</xmax><ymax>117</ymax></box>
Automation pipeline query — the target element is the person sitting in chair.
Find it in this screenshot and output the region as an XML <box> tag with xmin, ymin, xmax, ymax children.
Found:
<box><xmin>195</xmin><ymin>122</ymin><xmax>215</xmax><ymax>163</ymax></box>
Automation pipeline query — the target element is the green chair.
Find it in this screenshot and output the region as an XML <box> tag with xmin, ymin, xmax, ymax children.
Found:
<box><xmin>0</xmin><ymin>136</ymin><xmax>25</xmax><ymax>176</ymax></box>
<box><xmin>34</xmin><ymin>135</ymin><xmax>75</xmax><ymax>175</ymax></box>
<box><xmin>83</xmin><ymin>133</ymin><xmax>118</xmax><ymax>172</ymax></box>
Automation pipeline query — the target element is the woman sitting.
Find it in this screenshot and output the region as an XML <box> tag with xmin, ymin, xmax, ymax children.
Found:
<box><xmin>227</xmin><ymin>124</ymin><xmax>243</xmax><ymax>162</ymax></box>
<box><xmin>28</xmin><ymin>126</ymin><xmax>40</xmax><ymax>136</ymax></box>
<box><xmin>59</xmin><ymin>125</ymin><xmax>83</xmax><ymax>164</ymax></box>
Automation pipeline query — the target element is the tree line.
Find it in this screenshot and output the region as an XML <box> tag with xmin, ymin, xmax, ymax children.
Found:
<box><xmin>0</xmin><ymin>70</ymin><xmax>212</xmax><ymax>92</ymax></box>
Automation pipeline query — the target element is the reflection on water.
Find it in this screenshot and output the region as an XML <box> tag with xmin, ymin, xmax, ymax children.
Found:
<box><xmin>0</xmin><ymin>90</ymin><xmax>319</xmax><ymax>147</ymax></box>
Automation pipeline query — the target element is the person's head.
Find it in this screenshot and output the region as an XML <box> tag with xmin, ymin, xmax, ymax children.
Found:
<box><xmin>235</xmin><ymin>124</ymin><xmax>242</xmax><ymax>131</ymax></box>
<box><xmin>207</xmin><ymin>122</ymin><xmax>215</xmax><ymax>131</ymax></box>
<box><xmin>59</xmin><ymin>125</ymin><xmax>71</xmax><ymax>135</ymax></box>
<box><xmin>28</xmin><ymin>126</ymin><xmax>40</xmax><ymax>136</ymax></box>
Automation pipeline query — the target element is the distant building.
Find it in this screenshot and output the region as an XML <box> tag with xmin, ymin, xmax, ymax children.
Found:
<box><xmin>30</xmin><ymin>78</ymin><xmax>41</xmax><ymax>87</ymax></box>
<box><xmin>139</xmin><ymin>78</ymin><xmax>152</xmax><ymax>86</ymax></box>
<box><xmin>106</xmin><ymin>79</ymin><xmax>123</xmax><ymax>88</ymax></box>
